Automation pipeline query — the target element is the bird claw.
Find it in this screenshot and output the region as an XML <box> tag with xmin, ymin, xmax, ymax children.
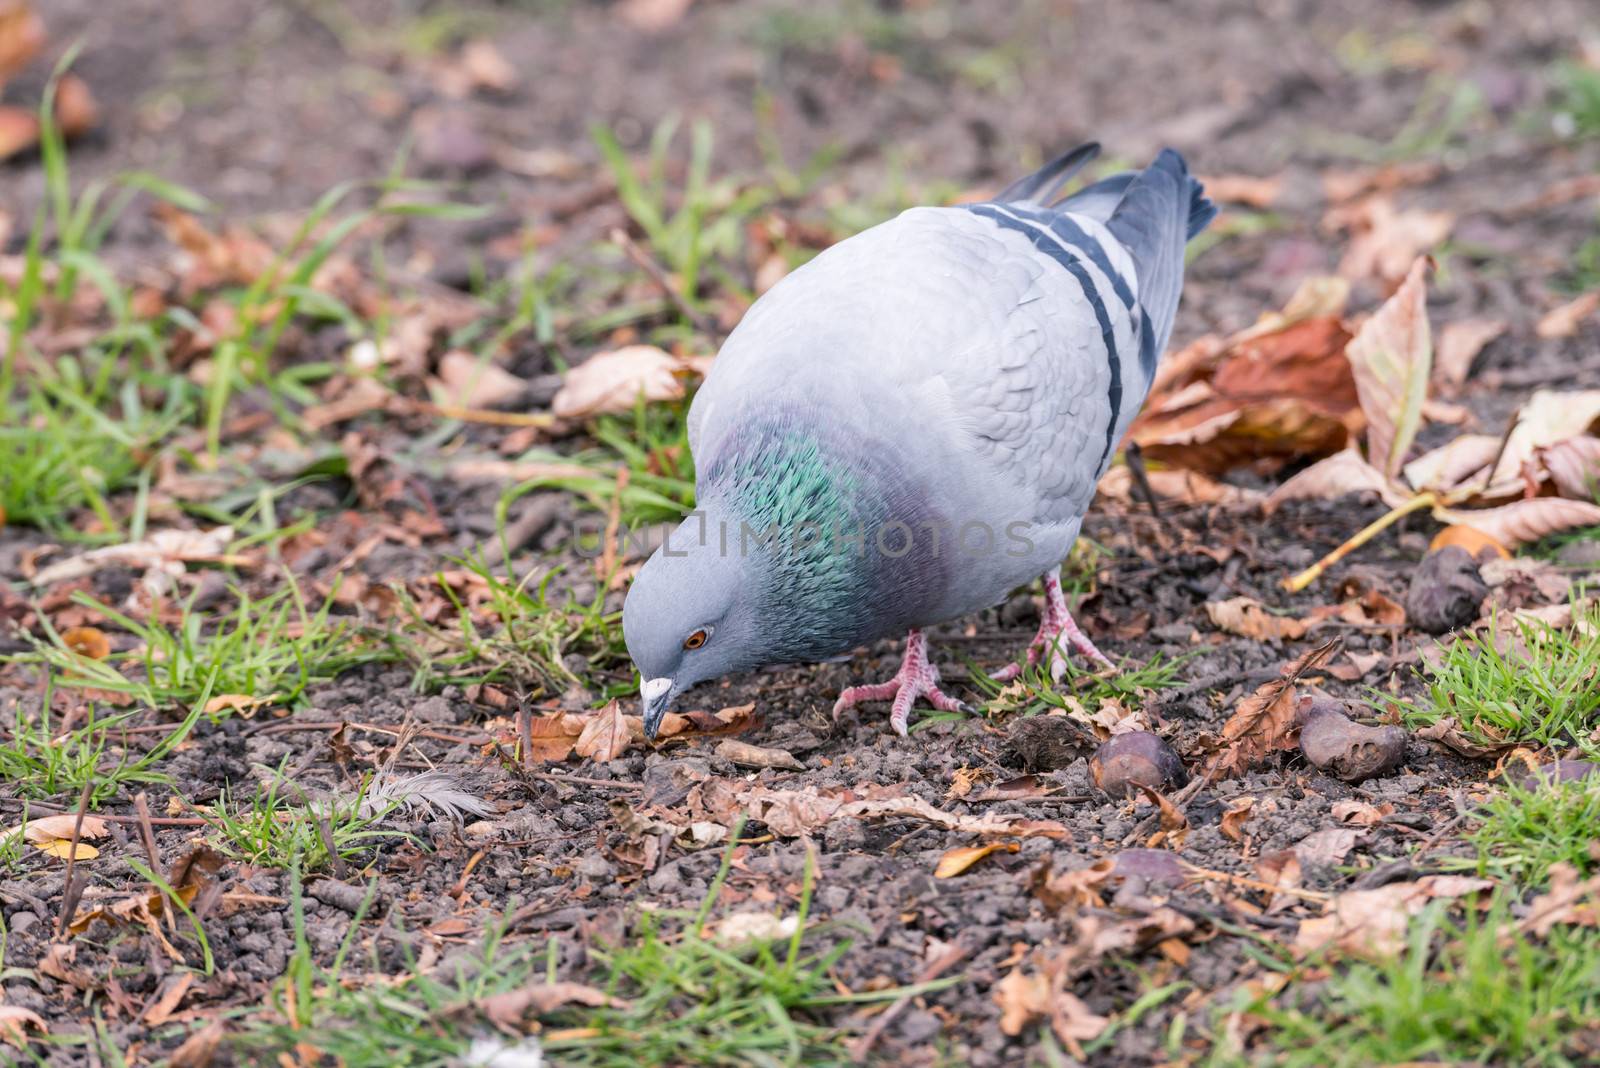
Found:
<box><xmin>994</xmin><ymin>571</ymin><xmax>1115</xmax><ymax>683</ymax></box>
<box><xmin>833</xmin><ymin>629</ymin><xmax>968</xmax><ymax>737</ymax></box>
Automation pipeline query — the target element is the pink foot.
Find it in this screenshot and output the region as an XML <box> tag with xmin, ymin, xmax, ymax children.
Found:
<box><xmin>992</xmin><ymin>569</ymin><xmax>1114</xmax><ymax>683</ymax></box>
<box><xmin>833</xmin><ymin>629</ymin><xmax>971</xmax><ymax>737</ymax></box>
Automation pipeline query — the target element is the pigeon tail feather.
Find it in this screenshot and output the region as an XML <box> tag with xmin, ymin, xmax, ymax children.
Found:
<box><xmin>994</xmin><ymin>142</ymin><xmax>1101</xmax><ymax>207</ymax></box>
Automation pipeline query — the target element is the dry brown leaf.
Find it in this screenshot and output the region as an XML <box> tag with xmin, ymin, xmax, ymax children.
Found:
<box><xmin>1522</xmin><ymin>863</ymin><xmax>1600</xmax><ymax>937</ymax></box>
<box><xmin>1220</xmin><ymin>797</ymin><xmax>1256</xmax><ymax>842</ymax></box>
<box><xmin>1330</xmin><ymin>799</ymin><xmax>1390</xmax><ymax>826</ymax></box>
<box><xmin>0</xmin><ymin>105</ymin><xmax>38</xmax><ymax>159</ymax></box>
<box><xmin>1264</xmin><ymin>448</ymin><xmax>1407</xmax><ymax>512</ymax></box>
<box><xmin>1415</xmin><ymin>716</ymin><xmax>1511</xmax><ymax>759</ymax></box>
<box><xmin>1535</xmin><ymin>291</ymin><xmax>1600</xmax><ymax>339</ymax></box>
<box><xmin>59</xmin><ymin>625</ymin><xmax>110</xmax><ymax>660</ymax></box>
<box><xmin>1200</xmin><ymin>173</ymin><xmax>1283</xmax><ymax>208</ymax></box>
<box><xmin>524</xmin><ymin>714</ymin><xmax>582</xmax><ymax>762</ymax></box>
<box><xmin>1402</xmin><ymin>435</ymin><xmax>1504</xmax><ymax>497</ymax></box>
<box><xmin>1293</xmin><ymin>826</ymin><xmax>1361</xmax><ymax>868</ymax></box>
<box><xmin>21</xmin><ymin>813</ymin><xmax>108</xmax><ymax>845</ymax></box>
<box><xmin>1534</xmin><ymin>435</ymin><xmax>1600</xmax><ymax>502</ymax></box>
<box><xmin>934</xmin><ymin>841</ymin><xmax>1019</xmax><ymax>878</ymax></box>
<box><xmin>1489</xmin><ymin>390</ymin><xmax>1600</xmax><ymax>484</ymax></box>
<box><xmin>1330</xmin><ymin>197</ymin><xmax>1453</xmax><ymax>289</ymax></box>
<box><xmin>479</xmin><ymin>981</ymin><xmax>628</xmax><ymax>1034</ymax></box>
<box><xmin>54</xmin><ymin>74</ymin><xmax>98</xmax><ymax>139</ymax></box>
<box><xmin>167</xmin><ymin>1020</ymin><xmax>226</xmax><ymax>1068</ymax></box>
<box><xmin>1296</xmin><ymin>876</ymin><xmax>1492</xmax><ymax>959</ymax></box>
<box><xmin>1433</xmin><ymin>498</ymin><xmax>1600</xmax><ymax>550</ymax></box>
<box><xmin>1207</xmin><ymin>639</ymin><xmax>1339</xmax><ymax>779</ymax></box>
<box><xmin>574</xmin><ymin>700</ymin><xmax>631</xmax><ymax>763</ymax></box>
<box><xmin>202</xmin><ymin>693</ymin><xmax>280</xmax><ymax>718</ymax></box>
<box><xmin>1433</xmin><ymin>317</ymin><xmax>1507</xmax><ymax>392</ymax></box>
<box><xmin>1346</xmin><ymin>256</ymin><xmax>1432</xmax><ymax>479</ymax></box>
<box><xmin>0</xmin><ymin>2</ymin><xmax>45</xmax><ymax>85</ymax></box>
<box><xmin>432</xmin><ymin>350</ymin><xmax>528</xmax><ymax>409</ymax></box>
<box><xmin>1253</xmin><ymin>849</ymin><xmax>1302</xmax><ymax>913</ymax></box>
<box><xmin>0</xmin><ymin>1004</ymin><xmax>46</xmax><ymax>1047</ymax></box>
<box><xmin>551</xmin><ymin>345</ymin><xmax>714</xmax><ymax>419</ymax></box>
<box><xmin>1205</xmin><ymin>597</ymin><xmax>1313</xmax><ymax>641</ymax></box>
<box><xmin>712</xmin><ymin>739</ymin><xmax>802</xmax><ymax>771</ymax></box>
<box><xmin>142</xmin><ymin>973</ymin><xmax>195</xmax><ymax>1026</ymax></box>
<box><xmin>1132</xmin><ymin>316</ymin><xmax>1361</xmax><ymax>475</ymax></box>
<box><xmin>1321</xmin><ymin>161</ymin><xmax>1442</xmax><ymax>204</ymax></box>
<box><xmin>38</xmin><ymin>943</ymin><xmax>96</xmax><ymax>990</ymax></box>
<box><xmin>703</xmin><ymin>781</ymin><xmax>1069</xmax><ymax>840</ymax></box>
<box><xmin>616</xmin><ymin>0</ymin><xmax>694</xmax><ymax>31</ymax></box>
<box><xmin>1227</xmin><ymin>276</ymin><xmax>1352</xmax><ymax>346</ymax></box>
<box><xmin>995</xmin><ymin>968</ymin><xmax>1050</xmax><ymax>1036</ymax></box>
<box><xmin>1095</xmin><ymin>465</ymin><xmax>1263</xmax><ymax>508</ymax></box>
<box><xmin>459</xmin><ymin>39</ymin><xmax>517</xmax><ymax>93</ymax></box>
<box><xmin>32</xmin><ymin>525</ymin><xmax>237</xmax><ymax>587</ymax></box>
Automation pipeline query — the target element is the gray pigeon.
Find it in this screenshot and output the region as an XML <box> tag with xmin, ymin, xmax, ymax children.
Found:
<box><xmin>623</xmin><ymin>144</ymin><xmax>1216</xmax><ymax>737</ymax></box>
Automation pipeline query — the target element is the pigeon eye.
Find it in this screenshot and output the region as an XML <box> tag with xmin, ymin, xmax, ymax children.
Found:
<box><xmin>683</xmin><ymin>629</ymin><xmax>709</xmax><ymax>650</ymax></box>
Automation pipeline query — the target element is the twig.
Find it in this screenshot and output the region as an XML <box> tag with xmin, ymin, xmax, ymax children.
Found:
<box><xmin>1282</xmin><ymin>491</ymin><xmax>1437</xmax><ymax>592</ymax></box>
<box><xmin>55</xmin><ymin>781</ymin><xmax>94</xmax><ymax>940</ymax></box>
<box><xmin>610</xmin><ymin>227</ymin><xmax>720</xmax><ymax>337</ymax></box>
<box><xmin>0</xmin><ymin>798</ymin><xmax>206</xmax><ymax>827</ymax></box>
<box><xmin>849</xmin><ymin>940</ymin><xmax>972</xmax><ymax>1062</ymax></box>
<box><xmin>132</xmin><ymin>793</ymin><xmax>172</xmax><ymax>935</ymax></box>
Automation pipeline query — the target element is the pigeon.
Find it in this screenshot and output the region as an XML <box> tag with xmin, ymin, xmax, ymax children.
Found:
<box><xmin>623</xmin><ymin>143</ymin><xmax>1216</xmax><ymax>738</ymax></box>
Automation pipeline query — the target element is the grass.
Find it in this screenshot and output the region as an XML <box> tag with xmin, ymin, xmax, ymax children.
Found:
<box><xmin>1394</xmin><ymin>605</ymin><xmax>1600</xmax><ymax>756</ymax></box>
<box><xmin>236</xmin><ymin>827</ymin><xmax>947</xmax><ymax>1066</ymax></box>
<box><xmin>1554</xmin><ymin>61</ymin><xmax>1600</xmax><ymax>140</ymax></box>
<box><xmin>1232</xmin><ymin>900</ymin><xmax>1600</xmax><ymax>1067</ymax></box>
<box><xmin>390</xmin><ymin>551</ymin><xmax>630</xmax><ymax>699</ymax></box>
<box><xmin>201</xmin><ymin>766</ymin><xmax>410</xmax><ymax>872</ymax></box>
<box><xmin>0</xmin><ymin>692</ymin><xmax>198</xmax><ymax>806</ymax></box>
<box><xmin>1463</xmin><ymin>774</ymin><xmax>1600</xmax><ymax>885</ymax></box>
<box><xmin>25</xmin><ymin>581</ymin><xmax>396</xmax><ymax>713</ymax></box>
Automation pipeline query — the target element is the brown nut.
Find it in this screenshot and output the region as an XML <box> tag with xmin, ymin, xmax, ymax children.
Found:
<box><xmin>1090</xmin><ymin>731</ymin><xmax>1188</xmax><ymax>799</ymax></box>
<box><xmin>1298</xmin><ymin>696</ymin><xmax>1407</xmax><ymax>783</ymax></box>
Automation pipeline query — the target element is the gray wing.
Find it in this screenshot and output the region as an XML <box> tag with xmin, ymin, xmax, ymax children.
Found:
<box><xmin>690</xmin><ymin>205</ymin><xmax>1146</xmax><ymax>526</ymax></box>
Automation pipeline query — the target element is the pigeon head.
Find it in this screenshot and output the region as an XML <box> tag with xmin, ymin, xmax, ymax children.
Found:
<box><xmin>623</xmin><ymin>506</ymin><xmax>767</xmax><ymax>739</ymax></box>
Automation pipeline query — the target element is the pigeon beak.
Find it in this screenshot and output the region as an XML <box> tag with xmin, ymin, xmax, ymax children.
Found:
<box><xmin>640</xmin><ymin>677</ymin><xmax>675</xmax><ymax>740</ymax></box>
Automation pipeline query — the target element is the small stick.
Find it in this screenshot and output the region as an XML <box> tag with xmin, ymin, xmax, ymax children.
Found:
<box><xmin>55</xmin><ymin>781</ymin><xmax>94</xmax><ymax>940</ymax></box>
<box><xmin>132</xmin><ymin>794</ymin><xmax>171</xmax><ymax>934</ymax></box>
<box><xmin>1282</xmin><ymin>491</ymin><xmax>1436</xmax><ymax>592</ymax></box>
<box><xmin>610</xmin><ymin>227</ymin><xmax>720</xmax><ymax>337</ymax></box>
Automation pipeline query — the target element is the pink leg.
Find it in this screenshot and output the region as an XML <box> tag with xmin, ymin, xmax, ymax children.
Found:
<box><xmin>992</xmin><ymin>568</ymin><xmax>1114</xmax><ymax>683</ymax></box>
<box><xmin>833</xmin><ymin>629</ymin><xmax>970</xmax><ymax>737</ymax></box>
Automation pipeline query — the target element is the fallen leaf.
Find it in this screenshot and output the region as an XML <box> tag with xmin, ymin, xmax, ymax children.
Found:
<box><xmin>694</xmin><ymin>780</ymin><xmax>1069</xmax><ymax>840</ymax></box>
<box><xmin>1321</xmin><ymin>161</ymin><xmax>1442</xmax><ymax>204</ymax></box>
<box><xmin>1293</xmin><ymin>826</ymin><xmax>1360</xmax><ymax>868</ymax></box>
<box><xmin>1522</xmin><ymin>863</ymin><xmax>1600</xmax><ymax>937</ymax></box>
<box><xmin>1489</xmin><ymin>390</ymin><xmax>1600</xmax><ymax>484</ymax></box>
<box><xmin>1264</xmin><ymin>447</ymin><xmax>1407</xmax><ymax>512</ymax></box>
<box><xmin>478</xmin><ymin>981</ymin><xmax>627</xmax><ymax>1035</ymax></box>
<box><xmin>1535</xmin><ymin>291</ymin><xmax>1600</xmax><ymax>339</ymax></box>
<box><xmin>1200</xmin><ymin>173</ymin><xmax>1283</xmax><ymax>208</ymax></box>
<box><xmin>1253</xmin><ymin>849</ymin><xmax>1303</xmax><ymax>912</ymax></box>
<box><xmin>1220</xmin><ymin>796</ymin><xmax>1256</xmax><ymax>842</ymax></box>
<box><xmin>432</xmin><ymin>350</ymin><xmax>529</xmax><ymax>409</ymax></box>
<box><xmin>36</xmin><ymin>838</ymin><xmax>98</xmax><ymax>860</ymax></box>
<box><xmin>202</xmin><ymin>693</ymin><xmax>281</xmax><ymax>718</ymax></box>
<box><xmin>59</xmin><ymin>625</ymin><xmax>110</xmax><ymax>660</ymax></box>
<box><xmin>616</xmin><ymin>0</ymin><xmax>694</xmax><ymax>31</ymax></box>
<box><xmin>1296</xmin><ymin>876</ymin><xmax>1492</xmax><ymax>959</ymax></box>
<box><xmin>935</xmin><ymin>841</ymin><xmax>1019</xmax><ymax>878</ymax></box>
<box><xmin>523</xmin><ymin>713</ymin><xmax>582</xmax><ymax>762</ymax></box>
<box><xmin>1206</xmin><ymin>639</ymin><xmax>1340</xmax><ymax>779</ymax></box>
<box><xmin>574</xmin><ymin>700</ymin><xmax>631</xmax><ymax>763</ymax></box>
<box><xmin>37</xmin><ymin>943</ymin><xmax>96</xmax><ymax>989</ymax></box>
<box><xmin>0</xmin><ymin>1004</ymin><xmax>46</xmax><ymax>1047</ymax></box>
<box><xmin>1433</xmin><ymin>318</ymin><xmax>1506</xmax><ymax>392</ymax></box>
<box><xmin>19</xmin><ymin>813</ymin><xmax>108</xmax><ymax>846</ymax></box>
<box><xmin>1345</xmin><ymin>256</ymin><xmax>1431</xmax><ymax>479</ymax></box>
<box><xmin>1415</xmin><ymin>716</ymin><xmax>1511</xmax><ymax>758</ymax></box>
<box><xmin>1330</xmin><ymin>196</ymin><xmax>1453</xmax><ymax>289</ymax></box>
<box><xmin>1096</xmin><ymin>465</ymin><xmax>1263</xmax><ymax>507</ymax></box>
<box><xmin>1227</xmin><ymin>276</ymin><xmax>1352</xmax><ymax>346</ymax></box>
<box><xmin>0</xmin><ymin>105</ymin><xmax>36</xmax><ymax>160</ymax></box>
<box><xmin>167</xmin><ymin>1020</ymin><xmax>226</xmax><ymax>1068</ymax></box>
<box><xmin>1536</xmin><ymin>436</ymin><xmax>1600</xmax><ymax>501</ymax></box>
<box><xmin>551</xmin><ymin>345</ymin><xmax>713</xmax><ymax>419</ymax></box>
<box><xmin>54</xmin><ymin>74</ymin><xmax>98</xmax><ymax>139</ymax></box>
<box><xmin>0</xmin><ymin>1</ymin><xmax>45</xmax><ymax>85</ymax></box>
<box><xmin>1206</xmin><ymin>597</ymin><xmax>1313</xmax><ymax>641</ymax></box>
<box><xmin>995</xmin><ymin>968</ymin><xmax>1050</xmax><ymax>1036</ymax></box>
<box><xmin>142</xmin><ymin>972</ymin><xmax>195</xmax><ymax>1026</ymax></box>
<box><xmin>713</xmin><ymin>739</ymin><xmax>802</xmax><ymax>771</ymax></box>
<box><xmin>32</xmin><ymin>525</ymin><xmax>237</xmax><ymax>587</ymax></box>
<box><xmin>1433</xmin><ymin>498</ymin><xmax>1600</xmax><ymax>549</ymax></box>
<box><xmin>1330</xmin><ymin>799</ymin><xmax>1390</xmax><ymax>826</ymax></box>
<box><xmin>459</xmin><ymin>39</ymin><xmax>517</xmax><ymax>93</ymax></box>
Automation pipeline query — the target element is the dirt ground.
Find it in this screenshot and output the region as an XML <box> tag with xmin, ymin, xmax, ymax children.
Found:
<box><xmin>4</xmin><ymin>1</ymin><xmax>1600</xmax><ymax>1065</ymax></box>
